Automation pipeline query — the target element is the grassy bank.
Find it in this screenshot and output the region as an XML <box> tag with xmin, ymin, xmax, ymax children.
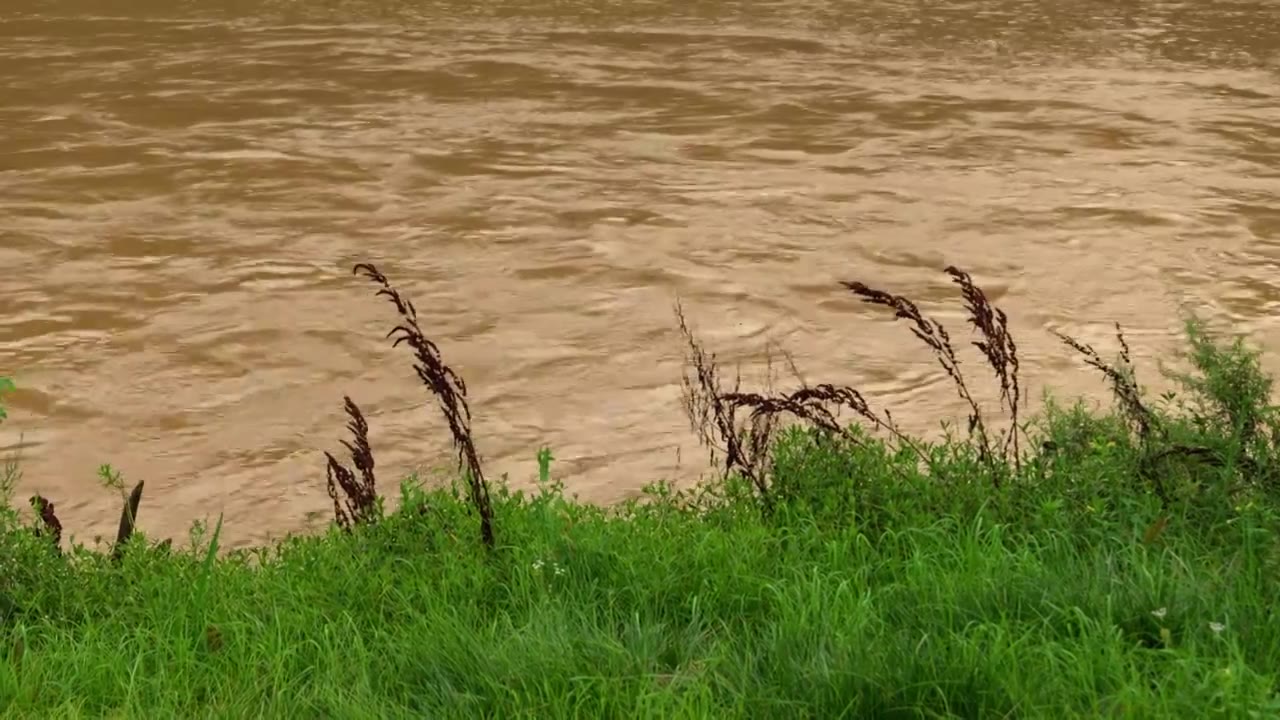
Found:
<box><xmin>4</xmin><ymin>266</ymin><xmax>1280</xmax><ymax>718</ymax></box>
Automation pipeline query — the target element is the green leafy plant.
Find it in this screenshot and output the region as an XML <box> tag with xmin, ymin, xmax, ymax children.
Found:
<box><xmin>0</xmin><ymin>376</ymin><xmax>14</xmax><ymax>422</ymax></box>
<box><xmin>537</xmin><ymin>446</ymin><xmax>554</xmax><ymax>486</ymax></box>
<box><xmin>0</xmin><ymin>377</ymin><xmax>17</xmax><ymax>508</ymax></box>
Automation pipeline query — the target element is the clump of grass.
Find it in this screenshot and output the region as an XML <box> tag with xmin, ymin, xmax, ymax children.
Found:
<box><xmin>324</xmin><ymin>396</ymin><xmax>379</xmax><ymax>531</ymax></box>
<box><xmin>353</xmin><ymin>262</ymin><xmax>495</xmax><ymax>549</ymax></box>
<box><xmin>1168</xmin><ymin>316</ymin><xmax>1280</xmax><ymax>495</ymax></box>
<box><xmin>1046</xmin><ymin>313</ymin><xmax>1280</xmax><ymax>544</ymax></box>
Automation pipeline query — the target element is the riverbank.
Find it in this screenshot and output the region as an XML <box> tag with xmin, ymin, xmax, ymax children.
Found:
<box><xmin>4</xmin><ymin>268</ymin><xmax>1280</xmax><ymax>717</ymax></box>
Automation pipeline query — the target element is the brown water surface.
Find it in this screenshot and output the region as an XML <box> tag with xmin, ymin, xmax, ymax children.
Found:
<box><xmin>2</xmin><ymin>0</ymin><xmax>1279</xmax><ymax>548</ymax></box>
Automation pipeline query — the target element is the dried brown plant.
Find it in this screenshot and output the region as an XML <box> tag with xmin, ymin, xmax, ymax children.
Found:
<box><xmin>28</xmin><ymin>494</ymin><xmax>62</xmax><ymax>552</ymax></box>
<box><xmin>676</xmin><ymin>300</ymin><xmax>771</xmax><ymax>500</ymax></box>
<box><xmin>946</xmin><ymin>267</ymin><xmax>1024</xmax><ymax>469</ymax></box>
<box><xmin>353</xmin><ymin>263</ymin><xmax>494</xmax><ymax>549</ymax></box>
<box><xmin>1054</xmin><ymin>323</ymin><xmax>1154</xmax><ymax>442</ymax></box>
<box><xmin>677</xmin><ymin>300</ymin><xmax>927</xmax><ymax>508</ymax></box>
<box><xmin>842</xmin><ymin>266</ymin><xmax>1026</xmax><ymax>482</ymax></box>
<box><xmin>324</xmin><ymin>396</ymin><xmax>379</xmax><ymax>532</ymax></box>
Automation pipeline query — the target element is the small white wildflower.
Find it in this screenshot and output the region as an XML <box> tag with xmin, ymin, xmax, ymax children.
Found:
<box><xmin>1151</xmin><ymin>608</ymin><xmax>1167</xmax><ymax>620</ymax></box>
<box><xmin>1209</xmin><ymin>621</ymin><xmax>1226</xmax><ymax>635</ymax></box>
<box><xmin>532</xmin><ymin>559</ymin><xmax>544</xmax><ymax>571</ymax></box>
<box><xmin>554</xmin><ymin>564</ymin><xmax>566</xmax><ymax>577</ymax></box>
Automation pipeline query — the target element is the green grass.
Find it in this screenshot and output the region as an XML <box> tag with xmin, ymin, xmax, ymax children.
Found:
<box><xmin>4</xmin><ymin>442</ymin><xmax>1280</xmax><ymax>718</ymax></box>
<box><xmin>6</xmin><ymin>279</ymin><xmax>1280</xmax><ymax>717</ymax></box>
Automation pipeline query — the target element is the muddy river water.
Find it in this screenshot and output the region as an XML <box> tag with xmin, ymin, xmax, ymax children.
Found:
<box><xmin>2</xmin><ymin>0</ymin><xmax>1278</xmax><ymax>548</ymax></box>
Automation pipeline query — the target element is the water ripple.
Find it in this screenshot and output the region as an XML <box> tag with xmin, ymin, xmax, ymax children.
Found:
<box><xmin>1</xmin><ymin>0</ymin><xmax>1279</xmax><ymax>547</ymax></box>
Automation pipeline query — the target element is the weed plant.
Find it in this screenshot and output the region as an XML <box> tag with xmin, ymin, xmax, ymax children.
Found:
<box><xmin>3</xmin><ymin>268</ymin><xmax>1280</xmax><ymax>718</ymax></box>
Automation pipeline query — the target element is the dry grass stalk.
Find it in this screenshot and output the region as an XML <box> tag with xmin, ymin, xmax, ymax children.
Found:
<box><xmin>842</xmin><ymin>266</ymin><xmax>1026</xmax><ymax>482</ymax></box>
<box><xmin>946</xmin><ymin>267</ymin><xmax>1024</xmax><ymax>470</ymax></box>
<box><xmin>353</xmin><ymin>262</ymin><xmax>494</xmax><ymax>549</ymax></box>
<box><xmin>324</xmin><ymin>396</ymin><xmax>379</xmax><ymax>532</ymax></box>
<box><xmin>1054</xmin><ymin>323</ymin><xmax>1154</xmax><ymax>442</ymax></box>
<box><xmin>677</xmin><ymin>301</ymin><xmax>927</xmax><ymax>507</ymax></box>
<box><xmin>676</xmin><ymin>300</ymin><xmax>771</xmax><ymax>501</ymax></box>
